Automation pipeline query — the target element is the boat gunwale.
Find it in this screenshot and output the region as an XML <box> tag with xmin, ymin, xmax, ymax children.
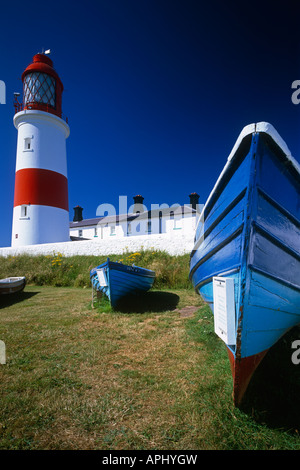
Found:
<box><xmin>90</xmin><ymin>260</ymin><xmax>155</xmax><ymax>280</ymax></box>
<box><xmin>0</xmin><ymin>276</ymin><xmax>26</xmax><ymax>294</ymax></box>
<box><xmin>0</xmin><ymin>276</ymin><xmax>25</xmax><ymax>283</ymax></box>
<box><xmin>200</xmin><ymin>134</ymin><xmax>252</xmax><ymax>223</ymax></box>
<box><xmin>108</xmin><ymin>260</ymin><xmax>155</xmax><ymax>278</ymax></box>
<box><xmin>90</xmin><ymin>261</ymin><xmax>155</xmax><ymax>282</ymax></box>
<box><xmin>194</xmin><ymin>122</ymin><xmax>300</xmax><ymax>239</ymax></box>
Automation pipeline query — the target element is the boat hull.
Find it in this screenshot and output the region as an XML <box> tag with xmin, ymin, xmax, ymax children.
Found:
<box><xmin>90</xmin><ymin>259</ymin><xmax>155</xmax><ymax>308</ymax></box>
<box><xmin>0</xmin><ymin>277</ymin><xmax>26</xmax><ymax>295</ymax></box>
<box><xmin>189</xmin><ymin>122</ymin><xmax>300</xmax><ymax>406</ymax></box>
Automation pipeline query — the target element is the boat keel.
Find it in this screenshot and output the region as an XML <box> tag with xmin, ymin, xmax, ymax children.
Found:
<box><xmin>227</xmin><ymin>347</ymin><xmax>269</xmax><ymax>406</ymax></box>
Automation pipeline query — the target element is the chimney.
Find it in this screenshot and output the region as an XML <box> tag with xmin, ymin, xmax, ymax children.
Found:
<box><xmin>73</xmin><ymin>205</ymin><xmax>83</xmax><ymax>222</ymax></box>
<box><xmin>133</xmin><ymin>195</ymin><xmax>144</xmax><ymax>213</ymax></box>
<box><xmin>189</xmin><ymin>193</ymin><xmax>199</xmax><ymax>210</ymax></box>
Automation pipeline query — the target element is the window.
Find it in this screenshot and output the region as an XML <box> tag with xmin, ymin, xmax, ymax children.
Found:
<box><xmin>78</xmin><ymin>229</ymin><xmax>83</xmax><ymax>237</ymax></box>
<box><xmin>94</xmin><ymin>228</ymin><xmax>98</xmax><ymax>237</ymax></box>
<box><xmin>127</xmin><ymin>222</ymin><xmax>131</xmax><ymax>235</ymax></box>
<box><xmin>24</xmin><ymin>137</ymin><xmax>32</xmax><ymax>151</ymax></box>
<box><xmin>174</xmin><ymin>218</ymin><xmax>181</xmax><ymax>230</ymax></box>
<box><xmin>147</xmin><ymin>221</ymin><xmax>152</xmax><ymax>233</ymax></box>
<box><xmin>169</xmin><ymin>210</ymin><xmax>181</xmax><ymax>230</ymax></box>
<box><xmin>21</xmin><ymin>205</ymin><xmax>28</xmax><ymax>218</ymax></box>
<box><xmin>110</xmin><ymin>226</ymin><xmax>116</xmax><ymax>236</ymax></box>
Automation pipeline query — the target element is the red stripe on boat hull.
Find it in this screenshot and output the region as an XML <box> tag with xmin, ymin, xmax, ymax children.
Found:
<box><xmin>227</xmin><ymin>348</ymin><xmax>269</xmax><ymax>406</ymax></box>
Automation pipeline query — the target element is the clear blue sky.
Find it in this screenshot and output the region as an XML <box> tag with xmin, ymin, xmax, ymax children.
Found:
<box><xmin>0</xmin><ymin>0</ymin><xmax>299</xmax><ymax>247</ymax></box>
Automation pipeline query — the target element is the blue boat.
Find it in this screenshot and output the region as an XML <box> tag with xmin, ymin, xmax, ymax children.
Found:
<box><xmin>90</xmin><ymin>258</ymin><xmax>155</xmax><ymax>308</ymax></box>
<box><xmin>189</xmin><ymin>122</ymin><xmax>300</xmax><ymax>406</ymax></box>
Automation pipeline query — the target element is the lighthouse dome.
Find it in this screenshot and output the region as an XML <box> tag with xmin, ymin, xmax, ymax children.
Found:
<box><xmin>21</xmin><ymin>53</ymin><xmax>64</xmax><ymax>118</ymax></box>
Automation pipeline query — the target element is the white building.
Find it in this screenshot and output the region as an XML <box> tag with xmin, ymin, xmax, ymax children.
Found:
<box><xmin>69</xmin><ymin>193</ymin><xmax>201</xmax><ymax>242</ymax></box>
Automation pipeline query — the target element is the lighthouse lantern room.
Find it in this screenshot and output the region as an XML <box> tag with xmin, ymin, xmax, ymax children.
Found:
<box><xmin>12</xmin><ymin>52</ymin><xmax>70</xmax><ymax>247</ymax></box>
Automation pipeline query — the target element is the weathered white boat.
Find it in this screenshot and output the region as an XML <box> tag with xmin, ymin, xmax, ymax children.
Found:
<box><xmin>0</xmin><ymin>277</ymin><xmax>26</xmax><ymax>295</ymax></box>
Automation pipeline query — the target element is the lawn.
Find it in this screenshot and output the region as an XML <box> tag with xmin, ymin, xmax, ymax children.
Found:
<box><xmin>0</xmin><ymin>285</ymin><xmax>299</xmax><ymax>450</ymax></box>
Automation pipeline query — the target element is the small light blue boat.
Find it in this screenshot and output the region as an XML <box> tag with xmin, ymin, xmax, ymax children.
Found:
<box><xmin>90</xmin><ymin>258</ymin><xmax>155</xmax><ymax>308</ymax></box>
<box><xmin>189</xmin><ymin>122</ymin><xmax>300</xmax><ymax>406</ymax></box>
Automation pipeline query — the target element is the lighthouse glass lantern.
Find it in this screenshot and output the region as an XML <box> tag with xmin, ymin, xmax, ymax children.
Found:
<box><xmin>23</xmin><ymin>72</ymin><xmax>56</xmax><ymax>108</ymax></box>
<box><xmin>11</xmin><ymin>52</ymin><xmax>70</xmax><ymax>247</ymax></box>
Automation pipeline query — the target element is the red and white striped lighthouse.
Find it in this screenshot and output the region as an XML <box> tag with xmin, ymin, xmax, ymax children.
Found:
<box><xmin>11</xmin><ymin>52</ymin><xmax>70</xmax><ymax>247</ymax></box>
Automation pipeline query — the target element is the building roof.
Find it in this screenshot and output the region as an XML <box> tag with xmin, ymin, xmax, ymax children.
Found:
<box><xmin>69</xmin><ymin>205</ymin><xmax>197</xmax><ymax>228</ymax></box>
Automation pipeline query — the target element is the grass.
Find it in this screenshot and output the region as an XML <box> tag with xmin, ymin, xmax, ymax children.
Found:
<box><xmin>0</xmin><ymin>284</ymin><xmax>299</xmax><ymax>450</ymax></box>
<box><xmin>0</xmin><ymin>250</ymin><xmax>191</xmax><ymax>290</ymax></box>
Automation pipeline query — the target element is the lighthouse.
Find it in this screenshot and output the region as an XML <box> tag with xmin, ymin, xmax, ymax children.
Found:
<box><xmin>11</xmin><ymin>52</ymin><xmax>70</xmax><ymax>247</ymax></box>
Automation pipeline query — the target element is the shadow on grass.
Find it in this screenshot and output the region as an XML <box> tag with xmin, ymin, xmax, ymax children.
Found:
<box><xmin>0</xmin><ymin>290</ymin><xmax>40</xmax><ymax>309</ymax></box>
<box><xmin>240</xmin><ymin>325</ymin><xmax>300</xmax><ymax>433</ymax></box>
<box><xmin>115</xmin><ymin>291</ymin><xmax>180</xmax><ymax>313</ymax></box>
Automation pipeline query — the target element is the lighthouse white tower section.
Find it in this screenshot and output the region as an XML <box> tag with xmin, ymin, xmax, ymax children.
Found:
<box><xmin>11</xmin><ymin>53</ymin><xmax>70</xmax><ymax>247</ymax></box>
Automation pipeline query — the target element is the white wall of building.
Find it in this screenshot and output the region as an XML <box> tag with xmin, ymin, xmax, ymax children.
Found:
<box><xmin>70</xmin><ymin>212</ymin><xmax>198</xmax><ymax>241</ymax></box>
<box><xmin>0</xmin><ymin>232</ymin><xmax>195</xmax><ymax>258</ymax></box>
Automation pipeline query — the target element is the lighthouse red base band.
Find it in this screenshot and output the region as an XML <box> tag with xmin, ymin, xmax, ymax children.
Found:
<box><xmin>14</xmin><ymin>168</ymin><xmax>69</xmax><ymax>211</ymax></box>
